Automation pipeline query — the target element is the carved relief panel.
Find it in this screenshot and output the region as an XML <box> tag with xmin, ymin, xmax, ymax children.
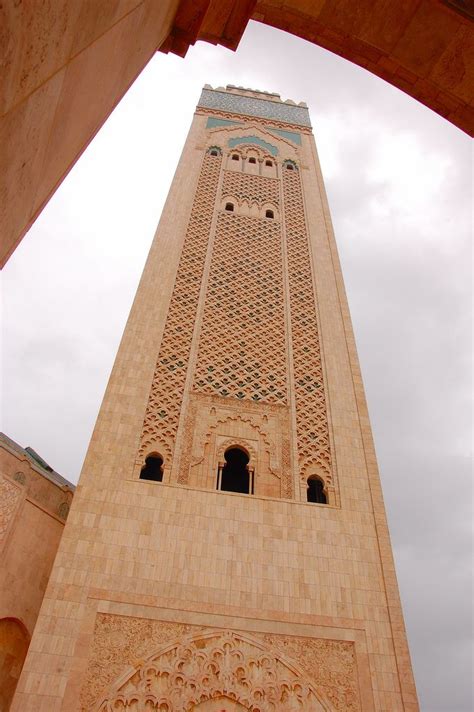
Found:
<box><xmin>83</xmin><ymin>614</ymin><xmax>362</xmax><ymax>712</ymax></box>
<box><xmin>179</xmin><ymin>394</ymin><xmax>290</xmax><ymax>499</ymax></box>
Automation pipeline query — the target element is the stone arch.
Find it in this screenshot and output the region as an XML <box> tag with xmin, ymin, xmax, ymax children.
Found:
<box><xmin>216</xmin><ymin>438</ymin><xmax>257</xmax><ymax>466</ymax></box>
<box><xmin>93</xmin><ymin>629</ymin><xmax>331</xmax><ymax>712</ymax></box>
<box><xmin>0</xmin><ymin>617</ymin><xmax>30</xmax><ymax>712</ymax></box>
<box><xmin>261</xmin><ymin>201</ymin><xmax>279</xmax><ymax>221</ymax></box>
<box><xmin>136</xmin><ymin>437</ymin><xmax>172</xmax><ymax>482</ymax></box>
<box><xmin>201</xmin><ymin>413</ymin><xmax>278</xmax><ymax>476</ymax></box>
<box><xmin>220</xmin><ymin>195</ymin><xmax>239</xmax><ymax>213</ymax></box>
<box><xmin>300</xmin><ymin>461</ymin><xmax>335</xmax><ymax>505</ymax></box>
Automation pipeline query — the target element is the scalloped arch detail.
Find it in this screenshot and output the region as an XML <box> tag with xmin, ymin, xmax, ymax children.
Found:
<box><xmin>93</xmin><ymin>629</ymin><xmax>330</xmax><ymax>712</ymax></box>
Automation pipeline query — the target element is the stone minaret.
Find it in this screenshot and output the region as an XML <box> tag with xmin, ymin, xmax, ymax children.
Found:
<box><xmin>13</xmin><ymin>85</ymin><xmax>419</xmax><ymax>712</ymax></box>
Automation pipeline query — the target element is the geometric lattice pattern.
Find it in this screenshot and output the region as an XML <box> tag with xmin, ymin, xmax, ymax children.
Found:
<box><xmin>283</xmin><ymin>167</ymin><xmax>333</xmax><ymax>482</ymax></box>
<box><xmin>139</xmin><ymin>151</ymin><xmax>222</xmax><ymax>461</ymax></box>
<box><xmin>222</xmin><ymin>170</ymin><xmax>279</xmax><ymax>205</ymax></box>
<box><xmin>194</xmin><ymin>208</ymin><xmax>287</xmax><ymax>405</ymax></box>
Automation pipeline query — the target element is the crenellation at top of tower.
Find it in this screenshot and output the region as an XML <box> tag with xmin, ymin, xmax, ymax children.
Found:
<box><xmin>199</xmin><ymin>84</ymin><xmax>311</xmax><ymax>128</ymax></box>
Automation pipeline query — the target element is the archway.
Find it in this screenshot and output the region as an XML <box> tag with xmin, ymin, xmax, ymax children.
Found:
<box><xmin>2</xmin><ymin>1</ymin><xmax>471</xmax><ymax>267</ymax></box>
<box><xmin>0</xmin><ymin>618</ymin><xmax>30</xmax><ymax>711</ymax></box>
<box><xmin>219</xmin><ymin>447</ymin><xmax>251</xmax><ymax>495</ymax></box>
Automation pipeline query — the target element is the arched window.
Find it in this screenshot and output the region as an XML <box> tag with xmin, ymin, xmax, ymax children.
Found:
<box><xmin>265</xmin><ymin>160</ymin><xmax>273</xmax><ymax>167</ymax></box>
<box><xmin>225</xmin><ymin>202</ymin><xmax>234</xmax><ymax>212</ymax></box>
<box><xmin>209</xmin><ymin>149</ymin><xmax>218</xmax><ymax>156</ymax></box>
<box><xmin>218</xmin><ymin>447</ymin><xmax>253</xmax><ymax>495</ymax></box>
<box><xmin>286</xmin><ymin>163</ymin><xmax>294</xmax><ymax>170</ymax></box>
<box><xmin>307</xmin><ymin>476</ymin><xmax>327</xmax><ymax>504</ymax></box>
<box><xmin>248</xmin><ymin>157</ymin><xmax>256</xmax><ymax>164</ymax></box>
<box><xmin>231</xmin><ymin>154</ymin><xmax>239</xmax><ymax>161</ymax></box>
<box><xmin>265</xmin><ymin>209</ymin><xmax>274</xmax><ymax>219</ymax></box>
<box><xmin>140</xmin><ymin>454</ymin><xmax>164</xmax><ymax>482</ymax></box>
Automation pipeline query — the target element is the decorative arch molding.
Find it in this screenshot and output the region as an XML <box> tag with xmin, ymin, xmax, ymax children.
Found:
<box><xmin>206</xmin><ymin>122</ymin><xmax>300</xmax><ymax>160</ymax></box>
<box><xmin>194</xmin><ymin>413</ymin><xmax>277</xmax><ymax>476</ymax></box>
<box><xmin>93</xmin><ymin>629</ymin><xmax>331</xmax><ymax>712</ymax></box>
<box><xmin>216</xmin><ymin>438</ymin><xmax>257</xmax><ymax>467</ymax></box>
<box><xmin>136</xmin><ymin>436</ymin><xmax>173</xmax><ymax>481</ymax></box>
<box><xmin>228</xmin><ymin>135</ymin><xmax>278</xmax><ymax>156</ymax></box>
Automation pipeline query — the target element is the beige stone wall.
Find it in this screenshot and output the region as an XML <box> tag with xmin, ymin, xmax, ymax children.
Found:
<box><xmin>11</xmin><ymin>92</ymin><xmax>418</xmax><ymax>711</ymax></box>
<box><xmin>0</xmin><ymin>442</ymin><xmax>73</xmax><ymax>709</ymax></box>
<box><xmin>0</xmin><ymin>0</ymin><xmax>180</xmax><ymax>266</ymax></box>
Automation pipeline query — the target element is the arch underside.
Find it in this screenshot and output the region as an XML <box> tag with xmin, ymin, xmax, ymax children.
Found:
<box><xmin>94</xmin><ymin>629</ymin><xmax>330</xmax><ymax>712</ymax></box>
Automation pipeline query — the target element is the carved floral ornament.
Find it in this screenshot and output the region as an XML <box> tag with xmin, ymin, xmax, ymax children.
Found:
<box><xmin>94</xmin><ymin>630</ymin><xmax>331</xmax><ymax>712</ymax></box>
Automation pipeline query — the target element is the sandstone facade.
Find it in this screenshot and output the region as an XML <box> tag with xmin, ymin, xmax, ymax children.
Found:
<box><xmin>12</xmin><ymin>86</ymin><xmax>418</xmax><ymax>711</ymax></box>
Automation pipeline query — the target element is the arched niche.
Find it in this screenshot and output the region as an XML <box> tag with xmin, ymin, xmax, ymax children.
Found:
<box><xmin>0</xmin><ymin>618</ymin><xmax>30</xmax><ymax>711</ymax></box>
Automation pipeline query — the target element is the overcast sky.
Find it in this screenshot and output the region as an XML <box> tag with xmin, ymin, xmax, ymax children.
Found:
<box><xmin>1</xmin><ymin>21</ymin><xmax>472</xmax><ymax>712</ymax></box>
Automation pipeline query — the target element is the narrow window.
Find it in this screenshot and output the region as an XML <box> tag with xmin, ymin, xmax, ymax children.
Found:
<box><xmin>225</xmin><ymin>202</ymin><xmax>234</xmax><ymax>212</ymax></box>
<box><xmin>140</xmin><ymin>454</ymin><xmax>164</xmax><ymax>482</ymax></box>
<box><xmin>219</xmin><ymin>447</ymin><xmax>250</xmax><ymax>494</ymax></box>
<box><xmin>248</xmin><ymin>157</ymin><xmax>256</xmax><ymax>164</ymax></box>
<box><xmin>232</xmin><ymin>154</ymin><xmax>239</xmax><ymax>161</ymax></box>
<box><xmin>265</xmin><ymin>160</ymin><xmax>272</xmax><ymax>167</ymax></box>
<box><xmin>265</xmin><ymin>209</ymin><xmax>274</xmax><ymax>219</ymax></box>
<box><xmin>307</xmin><ymin>476</ymin><xmax>327</xmax><ymax>504</ymax></box>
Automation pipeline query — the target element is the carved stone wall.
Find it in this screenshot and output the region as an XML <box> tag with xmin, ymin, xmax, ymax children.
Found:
<box><xmin>0</xmin><ymin>476</ymin><xmax>22</xmax><ymax>551</ymax></box>
<box><xmin>138</xmin><ymin>124</ymin><xmax>336</xmax><ymax>501</ymax></box>
<box><xmin>178</xmin><ymin>394</ymin><xmax>291</xmax><ymax>498</ymax></box>
<box><xmin>282</xmin><ymin>166</ymin><xmax>334</xmax><ymax>492</ymax></box>
<box><xmin>222</xmin><ymin>169</ymin><xmax>279</xmax><ymax>206</ymax></box>
<box><xmin>82</xmin><ymin>614</ymin><xmax>361</xmax><ymax>712</ymax></box>
<box><xmin>139</xmin><ymin>150</ymin><xmax>222</xmax><ymax>465</ymax></box>
<box><xmin>193</xmin><ymin>208</ymin><xmax>287</xmax><ymax>407</ymax></box>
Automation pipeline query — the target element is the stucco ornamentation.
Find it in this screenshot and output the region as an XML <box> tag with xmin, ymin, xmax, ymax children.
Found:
<box><xmin>282</xmin><ymin>165</ymin><xmax>334</xmax><ymax>490</ymax></box>
<box><xmin>83</xmin><ymin>615</ymin><xmax>360</xmax><ymax>712</ymax></box>
<box><xmin>139</xmin><ymin>150</ymin><xmax>222</xmax><ymax>464</ymax></box>
<box><xmin>193</xmin><ymin>210</ymin><xmax>287</xmax><ymax>407</ymax></box>
<box><xmin>0</xmin><ymin>475</ymin><xmax>22</xmax><ymax>547</ymax></box>
<box><xmin>92</xmin><ymin>627</ymin><xmax>330</xmax><ymax>712</ymax></box>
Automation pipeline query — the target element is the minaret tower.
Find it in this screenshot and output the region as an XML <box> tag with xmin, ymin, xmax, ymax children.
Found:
<box><xmin>13</xmin><ymin>85</ymin><xmax>418</xmax><ymax>712</ymax></box>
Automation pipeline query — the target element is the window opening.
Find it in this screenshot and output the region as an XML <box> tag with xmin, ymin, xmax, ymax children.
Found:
<box><xmin>248</xmin><ymin>157</ymin><xmax>256</xmax><ymax>164</ymax></box>
<box><xmin>286</xmin><ymin>163</ymin><xmax>294</xmax><ymax>170</ymax></box>
<box><xmin>218</xmin><ymin>447</ymin><xmax>252</xmax><ymax>495</ymax></box>
<box><xmin>265</xmin><ymin>160</ymin><xmax>273</xmax><ymax>167</ymax></box>
<box><xmin>307</xmin><ymin>476</ymin><xmax>327</xmax><ymax>504</ymax></box>
<box><xmin>209</xmin><ymin>149</ymin><xmax>218</xmax><ymax>156</ymax></box>
<box><xmin>231</xmin><ymin>154</ymin><xmax>239</xmax><ymax>161</ymax></box>
<box><xmin>140</xmin><ymin>454</ymin><xmax>164</xmax><ymax>482</ymax></box>
<box><xmin>265</xmin><ymin>210</ymin><xmax>274</xmax><ymax>219</ymax></box>
<box><xmin>225</xmin><ymin>202</ymin><xmax>234</xmax><ymax>212</ymax></box>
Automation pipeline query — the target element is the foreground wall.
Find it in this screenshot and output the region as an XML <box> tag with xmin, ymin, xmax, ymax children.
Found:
<box><xmin>0</xmin><ymin>434</ymin><xmax>74</xmax><ymax>710</ymax></box>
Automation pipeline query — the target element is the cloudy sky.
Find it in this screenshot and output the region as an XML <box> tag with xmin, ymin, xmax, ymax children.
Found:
<box><xmin>1</xmin><ymin>21</ymin><xmax>472</xmax><ymax>712</ymax></box>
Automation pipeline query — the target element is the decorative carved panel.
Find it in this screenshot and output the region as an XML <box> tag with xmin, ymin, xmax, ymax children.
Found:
<box><xmin>178</xmin><ymin>394</ymin><xmax>292</xmax><ymax>498</ymax></box>
<box><xmin>193</xmin><ymin>210</ymin><xmax>287</xmax><ymax>407</ymax></box>
<box><xmin>139</xmin><ymin>150</ymin><xmax>222</xmax><ymax>464</ymax></box>
<box><xmin>282</xmin><ymin>166</ymin><xmax>334</xmax><ymax>490</ymax></box>
<box><xmin>222</xmin><ymin>170</ymin><xmax>279</xmax><ymax>206</ymax></box>
<box><xmin>82</xmin><ymin>614</ymin><xmax>361</xmax><ymax>712</ymax></box>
